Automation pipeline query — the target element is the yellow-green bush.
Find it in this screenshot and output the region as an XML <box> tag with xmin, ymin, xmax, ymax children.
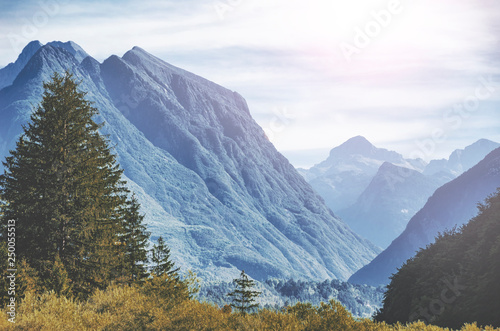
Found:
<box><xmin>1</xmin><ymin>285</ymin><xmax>499</xmax><ymax>330</ymax></box>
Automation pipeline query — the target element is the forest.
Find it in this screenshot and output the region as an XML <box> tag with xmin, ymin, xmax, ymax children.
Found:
<box><xmin>375</xmin><ymin>188</ymin><xmax>500</xmax><ymax>329</ymax></box>
<box><xmin>198</xmin><ymin>278</ymin><xmax>385</xmax><ymax>318</ymax></box>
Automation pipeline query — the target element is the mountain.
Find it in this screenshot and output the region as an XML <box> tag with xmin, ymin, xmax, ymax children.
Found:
<box><xmin>349</xmin><ymin>147</ymin><xmax>500</xmax><ymax>286</ymax></box>
<box><xmin>300</xmin><ymin>136</ymin><xmax>425</xmax><ymax>212</ymax></box>
<box><xmin>423</xmin><ymin>139</ymin><xmax>500</xmax><ymax>177</ymax></box>
<box><xmin>0</xmin><ymin>41</ymin><xmax>380</xmax><ymax>282</ymax></box>
<box><xmin>0</xmin><ymin>40</ymin><xmax>42</xmax><ymax>90</ymax></box>
<box><xmin>337</xmin><ymin>162</ymin><xmax>449</xmax><ymax>248</ymax></box>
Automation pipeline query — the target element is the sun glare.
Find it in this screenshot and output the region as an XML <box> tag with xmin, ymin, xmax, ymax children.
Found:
<box><xmin>278</xmin><ymin>0</ymin><xmax>491</xmax><ymax>81</ymax></box>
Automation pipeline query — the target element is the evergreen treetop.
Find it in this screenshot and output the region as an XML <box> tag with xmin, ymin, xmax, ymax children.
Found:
<box><xmin>151</xmin><ymin>236</ymin><xmax>180</xmax><ymax>277</ymax></box>
<box><xmin>227</xmin><ymin>270</ymin><xmax>261</xmax><ymax>314</ymax></box>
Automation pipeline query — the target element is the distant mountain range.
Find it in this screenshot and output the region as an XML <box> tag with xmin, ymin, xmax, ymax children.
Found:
<box><xmin>0</xmin><ymin>41</ymin><xmax>380</xmax><ymax>282</ymax></box>
<box><xmin>299</xmin><ymin>136</ymin><xmax>499</xmax><ymax>248</ymax></box>
<box><xmin>349</xmin><ymin>147</ymin><xmax>500</xmax><ymax>286</ymax></box>
<box><xmin>423</xmin><ymin>139</ymin><xmax>500</xmax><ymax>177</ymax></box>
<box><xmin>298</xmin><ymin>136</ymin><xmax>425</xmax><ymax>213</ymax></box>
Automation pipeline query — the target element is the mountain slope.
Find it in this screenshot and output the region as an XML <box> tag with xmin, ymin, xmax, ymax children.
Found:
<box><xmin>349</xmin><ymin>147</ymin><xmax>500</xmax><ymax>286</ymax></box>
<box><xmin>301</xmin><ymin>136</ymin><xmax>425</xmax><ymax>212</ymax></box>
<box><xmin>338</xmin><ymin>162</ymin><xmax>448</xmax><ymax>248</ymax></box>
<box><xmin>0</xmin><ymin>41</ymin><xmax>379</xmax><ymax>281</ymax></box>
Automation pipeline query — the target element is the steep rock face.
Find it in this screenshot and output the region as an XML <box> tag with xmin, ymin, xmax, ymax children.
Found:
<box><xmin>338</xmin><ymin>162</ymin><xmax>448</xmax><ymax>248</ymax></box>
<box><xmin>349</xmin><ymin>147</ymin><xmax>500</xmax><ymax>286</ymax></box>
<box><xmin>301</xmin><ymin>136</ymin><xmax>425</xmax><ymax>213</ymax></box>
<box><xmin>0</xmin><ymin>41</ymin><xmax>380</xmax><ymax>281</ymax></box>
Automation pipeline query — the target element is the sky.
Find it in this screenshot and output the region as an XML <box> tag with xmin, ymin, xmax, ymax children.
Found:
<box><xmin>1</xmin><ymin>0</ymin><xmax>499</xmax><ymax>168</ymax></box>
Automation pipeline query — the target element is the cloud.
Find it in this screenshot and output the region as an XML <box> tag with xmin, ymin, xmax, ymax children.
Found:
<box><xmin>1</xmin><ymin>0</ymin><xmax>499</xmax><ymax>168</ymax></box>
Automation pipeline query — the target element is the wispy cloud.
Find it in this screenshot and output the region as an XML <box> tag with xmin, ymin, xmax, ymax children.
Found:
<box><xmin>1</xmin><ymin>0</ymin><xmax>499</xmax><ymax>167</ymax></box>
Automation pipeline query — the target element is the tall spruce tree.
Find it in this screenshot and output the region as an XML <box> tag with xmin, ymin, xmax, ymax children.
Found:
<box><xmin>227</xmin><ymin>270</ymin><xmax>261</xmax><ymax>314</ymax></box>
<box><xmin>0</xmin><ymin>72</ymin><xmax>149</xmax><ymax>298</ymax></box>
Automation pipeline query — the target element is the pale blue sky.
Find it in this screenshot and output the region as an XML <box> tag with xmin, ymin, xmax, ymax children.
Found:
<box><xmin>1</xmin><ymin>0</ymin><xmax>499</xmax><ymax>167</ymax></box>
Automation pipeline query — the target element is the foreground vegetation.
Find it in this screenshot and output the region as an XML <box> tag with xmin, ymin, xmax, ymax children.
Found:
<box><xmin>1</xmin><ymin>284</ymin><xmax>499</xmax><ymax>330</ymax></box>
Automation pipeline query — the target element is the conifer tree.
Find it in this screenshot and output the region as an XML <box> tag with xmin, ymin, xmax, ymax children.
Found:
<box><xmin>0</xmin><ymin>72</ymin><xmax>150</xmax><ymax>298</ymax></box>
<box><xmin>120</xmin><ymin>195</ymin><xmax>150</xmax><ymax>282</ymax></box>
<box><xmin>40</xmin><ymin>253</ymin><xmax>71</xmax><ymax>296</ymax></box>
<box><xmin>146</xmin><ymin>236</ymin><xmax>190</xmax><ymax>307</ymax></box>
<box><xmin>151</xmin><ymin>236</ymin><xmax>179</xmax><ymax>277</ymax></box>
<box><xmin>227</xmin><ymin>270</ymin><xmax>261</xmax><ymax>314</ymax></box>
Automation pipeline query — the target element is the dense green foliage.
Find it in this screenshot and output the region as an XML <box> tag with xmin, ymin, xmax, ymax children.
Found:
<box><xmin>376</xmin><ymin>188</ymin><xmax>500</xmax><ymax>329</ymax></box>
<box><xmin>0</xmin><ymin>72</ymin><xmax>150</xmax><ymax>298</ymax></box>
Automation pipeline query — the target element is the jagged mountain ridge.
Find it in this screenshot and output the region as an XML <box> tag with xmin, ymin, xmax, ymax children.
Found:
<box><xmin>337</xmin><ymin>162</ymin><xmax>449</xmax><ymax>248</ymax></box>
<box><xmin>349</xmin><ymin>147</ymin><xmax>500</xmax><ymax>286</ymax></box>
<box><xmin>300</xmin><ymin>136</ymin><xmax>425</xmax><ymax>213</ymax></box>
<box><xmin>0</xmin><ymin>41</ymin><xmax>380</xmax><ymax>282</ymax></box>
<box><xmin>423</xmin><ymin>139</ymin><xmax>500</xmax><ymax>177</ymax></box>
